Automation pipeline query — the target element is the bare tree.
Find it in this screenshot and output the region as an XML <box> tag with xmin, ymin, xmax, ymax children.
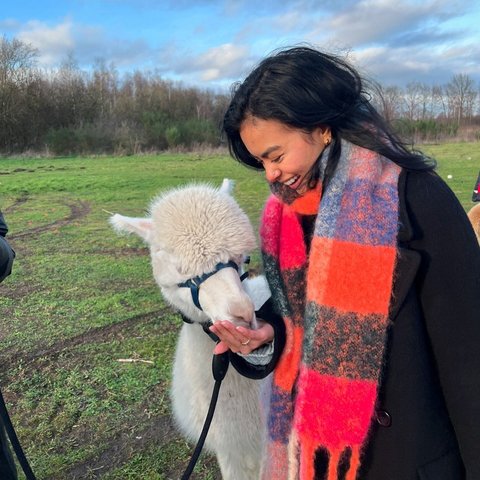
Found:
<box><xmin>0</xmin><ymin>36</ymin><xmax>39</xmax><ymax>150</ymax></box>
<box><xmin>372</xmin><ymin>84</ymin><xmax>403</xmax><ymax>123</ymax></box>
<box><xmin>0</xmin><ymin>35</ymin><xmax>38</xmax><ymax>85</ymax></box>
<box><xmin>445</xmin><ymin>73</ymin><xmax>477</xmax><ymax>124</ymax></box>
<box><xmin>51</xmin><ymin>53</ymin><xmax>90</xmax><ymax>127</ymax></box>
<box><xmin>91</xmin><ymin>58</ymin><xmax>118</xmax><ymax>119</ymax></box>
<box><xmin>403</xmin><ymin>82</ymin><xmax>422</xmax><ymax>120</ymax></box>
<box><xmin>430</xmin><ymin>85</ymin><xmax>447</xmax><ymax>118</ymax></box>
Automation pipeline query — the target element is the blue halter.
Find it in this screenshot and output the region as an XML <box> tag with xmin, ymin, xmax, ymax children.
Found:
<box><xmin>177</xmin><ymin>260</ymin><xmax>240</xmax><ymax>311</ymax></box>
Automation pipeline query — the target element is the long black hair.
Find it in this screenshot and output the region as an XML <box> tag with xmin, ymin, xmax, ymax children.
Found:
<box><xmin>223</xmin><ymin>46</ymin><xmax>435</xmax><ymax>183</ymax></box>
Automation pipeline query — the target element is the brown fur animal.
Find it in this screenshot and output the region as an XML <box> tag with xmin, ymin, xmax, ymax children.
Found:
<box><xmin>467</xmin><ymin>203</ymin><xmax>480</xmax><ymax>244</ymax></box>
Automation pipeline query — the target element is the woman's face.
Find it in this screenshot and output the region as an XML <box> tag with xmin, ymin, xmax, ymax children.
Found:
<box><xmin>239</xmin><ymin>117</ymin><xmax>330</xmax><ymax>194</ymax></box>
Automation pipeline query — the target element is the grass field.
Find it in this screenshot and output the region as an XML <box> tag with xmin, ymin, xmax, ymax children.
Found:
<box><xmin>0</xmin><ymin>144</ymin><xmax>478</xmax><ymax>479</ymax></box>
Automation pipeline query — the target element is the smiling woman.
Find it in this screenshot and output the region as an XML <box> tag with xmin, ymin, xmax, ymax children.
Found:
<box><xmin>239</xmin><ymin>118</ymin><xmax>331</xmax><ymax>193</ymax></box>
<box><xmin>222</xmin><ymin>46</ymin><xmax>480</xmax><ymax>480</ymax></box>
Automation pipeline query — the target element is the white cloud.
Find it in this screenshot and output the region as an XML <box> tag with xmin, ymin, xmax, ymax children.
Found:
<box><xmin>324</xmin><ymin>0</ymin><xmax>438</xmax><ymax>46</ymax></box>
<box><xmin>197</xmin><ymin>44</ymin><xmax>248</xmax><ymax>68</ymax></box>
<box><xmin>351</xmin><ymin>41</ymin><xmax>480</xmax><ymax>87</ymax></box>
<box><xmin>201</xmin><ymin>68</ymin><xmax>222</xmax><ymax>81</ymax></box>
<box><xmin>273</xmin><ymin>11</ymin><xmax>304</xmax><ymax>31</ymax></box>
<box><xmin>17</xmin><ymin>19</ymin><xmax>75</xmax><ymax>66</ymax></box>
<box><xmin>11</xmin><ymin>17</ymin><xmax>152</xmax><ymax>70</ymax></box>
<box><xmin>292</xmin><ymin>0</ymin><xmax>480</xmax><ymax>86</ymax></box>
<box><xmin>171</xmin><ymin>43</ymin><xmax>252</xmax><ymax>81</ymax></box>
<box><xmin>437</xmin><ymin>43</ymin><xmax>480</xmax><ymax>77</ymax></box>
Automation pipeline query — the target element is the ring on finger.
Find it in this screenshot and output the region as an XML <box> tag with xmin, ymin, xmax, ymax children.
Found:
<box><xmin>241</xmin><ymin>338</ymin><xmax>251</xmax><ymax>346</ymax></box>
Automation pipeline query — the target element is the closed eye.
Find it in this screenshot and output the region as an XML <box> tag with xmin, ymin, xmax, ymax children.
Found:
<box><xmin>254</xmin><ymin>152</ymin><xmax>283</xmax><ymax>166</ymax></box>
<box><xmin>258</xmin><ymin>155</ymin><xmax>283</xmax><ymax>165</ymax></box>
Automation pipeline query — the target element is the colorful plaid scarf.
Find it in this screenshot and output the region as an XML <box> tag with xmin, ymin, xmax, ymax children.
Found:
<box><xmin>260</xmin><ymin>140</ymin><xmax>401</xmax><ymax>480</ymax></box>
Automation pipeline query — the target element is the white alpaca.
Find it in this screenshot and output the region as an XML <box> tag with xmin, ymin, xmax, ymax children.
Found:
<box><xmin>110</xmin><ymin>179</ymin><xmax>270</xmax><ymax>480</ymax></box>
<box><xmin>467</xmin><ymin>203</ymin><xmax>480</xmax><ymax>244</ymax></box>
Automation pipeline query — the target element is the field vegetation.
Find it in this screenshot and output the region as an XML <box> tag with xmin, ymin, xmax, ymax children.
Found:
<box><xmin>0</xmin><ymin>143</ymin><xmax>478</xmax><ymax>479</ymax></box>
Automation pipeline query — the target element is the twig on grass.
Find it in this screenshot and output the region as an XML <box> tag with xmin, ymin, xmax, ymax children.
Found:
<box><xmin>117</xmin><ymin>358</ymin><xmax>154</xmax><ymax>365</ymax></box>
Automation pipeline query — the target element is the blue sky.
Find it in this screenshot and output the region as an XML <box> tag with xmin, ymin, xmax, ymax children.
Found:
<box><xmin>2</xmin><ymin>0</ymin><xmax>479</xmax><ymax>91</ymax></box>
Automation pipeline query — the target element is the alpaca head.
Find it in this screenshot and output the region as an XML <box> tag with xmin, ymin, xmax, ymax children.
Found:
<box><xmin>110</xmin><ymin>180</ymin><xmax>258</xmax><ymax>326</ymax></box>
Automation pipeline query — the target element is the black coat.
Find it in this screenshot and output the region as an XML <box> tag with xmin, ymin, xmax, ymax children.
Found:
<box><xmin>232</xmin><ymin>170</ymin><xmax>480</xmax><ymax>480</ymax></box>
<box><xmin>0</xmin><ymin>211</ymin><xmax>15</xmax><ymax>283</ymax></box>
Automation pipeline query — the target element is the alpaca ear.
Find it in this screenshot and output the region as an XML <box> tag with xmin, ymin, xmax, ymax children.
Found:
<box><xmin>219</xmin><ymin>178</ymin><xmax>235</xmax><ymax>195</ymax></box>
<box><xmin>110</xmin><ymin>214</ymin><xmax>153</xmax><ymax>243</ymax></box>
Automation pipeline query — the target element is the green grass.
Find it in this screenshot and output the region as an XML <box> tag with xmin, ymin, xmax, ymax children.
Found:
<box><xmin>0</xmin><ymin>145</ymin><xmax>478</xmax><ymax>479</ymax></box>
<box><xmin>422</xmin><ymin>142</ymin><xmax>479</xmax><ymax>211</ymax></box>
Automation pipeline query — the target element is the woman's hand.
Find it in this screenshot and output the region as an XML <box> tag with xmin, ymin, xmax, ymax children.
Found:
<box><xmin>209</xmin><ymin>319</ymin><xmax>274</xmax><ymax>355</ymax></box>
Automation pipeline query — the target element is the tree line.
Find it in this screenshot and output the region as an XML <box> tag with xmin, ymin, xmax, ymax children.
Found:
<box><xmin>1</xmin><ymin>36</ymin><xmax>479</xmax><ymax>156</ymax></box>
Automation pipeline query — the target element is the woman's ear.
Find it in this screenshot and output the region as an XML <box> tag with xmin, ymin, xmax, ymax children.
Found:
<box><xmin>312</xmin><ymin>125</ymin><xmax>331</xmax><ymax>145</ymax></box>
<box><xmin>320</xmin><ymin>126</ymin><xmax>332</xmax><ymax>145</ymax></box>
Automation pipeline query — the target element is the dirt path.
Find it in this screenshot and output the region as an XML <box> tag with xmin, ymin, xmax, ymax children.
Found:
<box><xmin>3</xmin><ymin>191</ymin><xmax>30</xmax><ymax>214</ymax></box>
<box><xmin>63</xmin><ymin>415</ymin><xmax>177</xmax><ymax>479</ymax></box>
<box><xmin>9</xmin><ymin>198</ymin><xmax>91</xmax><ymax>240</ymax></box>
<box><xmin>0</xmin><ymin>309</ymin><xmax>169</xmax><ymax>378</ymax></box>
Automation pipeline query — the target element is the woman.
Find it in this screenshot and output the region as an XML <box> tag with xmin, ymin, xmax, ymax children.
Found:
<box><xmin>212</xmin><ymin>47</ymin><xmax>480</xmax><ymax>479</ymax></box>
<box><xmin>1</xmin><ymin>210</ymin><xmax>17</xmax><ymax>480</ymax></box>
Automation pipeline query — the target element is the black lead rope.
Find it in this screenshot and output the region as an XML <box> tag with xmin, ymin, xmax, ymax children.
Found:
<box><xmin>179</xmin><ymin>258</ymin><xmax>251</xmax><ymax>478</ymax></box>
<box><xmin>181</xmin><ymin>351</ymin><xmax>229</xmax><ymax>480</ymax></box>
<box><xmin>0</xmin><ymin>387</ymin><xmax>37</xmax><ymax>480</ymax></box>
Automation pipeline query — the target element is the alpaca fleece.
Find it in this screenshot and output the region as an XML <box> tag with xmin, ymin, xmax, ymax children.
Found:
<box><xmin>260</xmin><ymin>140</ymin><xmax>401</xmax><ymax>479</ymax></box>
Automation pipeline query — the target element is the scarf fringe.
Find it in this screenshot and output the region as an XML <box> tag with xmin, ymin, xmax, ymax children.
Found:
<box><xmin>327</xmin><ymin>448</ymin><xmax>341</xmax><ymax>480</ymax></box>
<box><xmin>347</xmin><ymin>446</ymin><xmax>361</xmax><ymax>480</ymax></box>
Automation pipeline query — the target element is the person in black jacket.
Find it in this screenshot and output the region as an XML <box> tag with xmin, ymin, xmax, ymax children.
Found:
<box><xmin>0</xmin><ymin>211</ymin><xmax>14</xmax><ymax>282</ymax></box>
<box><xmin>214</xmin><ymin>46</ymin><xmax>480</xmax><ymax>479</ymax></box>
<box><xmin>0</xmin><ymin>210</ymin><xmax>17</xmax><ymax>480</ymax></box>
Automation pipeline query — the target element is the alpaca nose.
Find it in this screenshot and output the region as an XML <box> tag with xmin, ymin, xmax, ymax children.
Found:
<box><xmin>230</xmin><ymin>296</ymin><xmax>255</xmax><ymax>327</ymax></box>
